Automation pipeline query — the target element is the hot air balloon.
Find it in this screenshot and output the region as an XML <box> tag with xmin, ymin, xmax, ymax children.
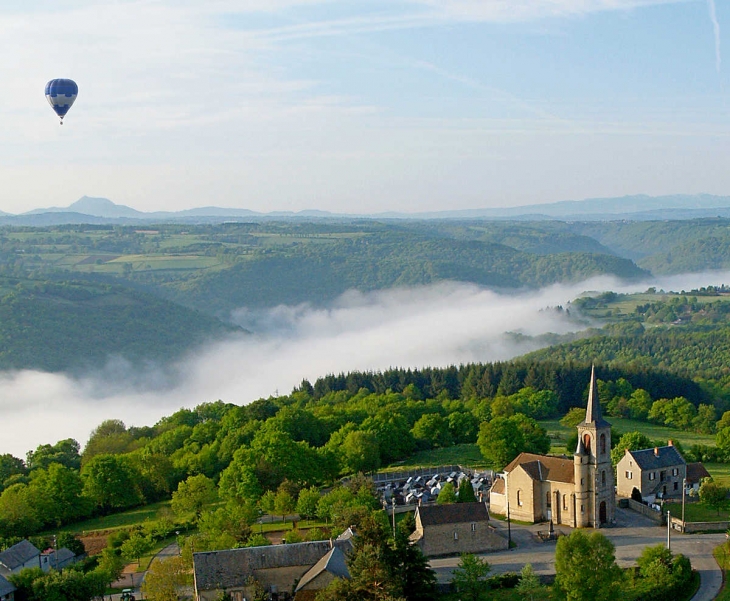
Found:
<box><xmin>45</xmin><ymin>79</ymin><xmax>78</xmax><ymax>124</ymax></box>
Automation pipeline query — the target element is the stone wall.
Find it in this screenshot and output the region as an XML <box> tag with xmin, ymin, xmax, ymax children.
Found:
<box><xmin>415</xmin><ymin>521</ymin><xmax>508</xmax><ymax>557</ymax></box>
<box><xmin>627</xmin><ymin>499</ymin><xmax>664</xmax><ymax>523</ymax></box>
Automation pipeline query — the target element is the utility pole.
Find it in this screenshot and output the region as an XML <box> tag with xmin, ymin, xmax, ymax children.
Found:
<box><xmin>682</xmin><ymin>477</ymin><xmax>687</xmax><ymax>532</ymax></box>
<box><xmin>667</xmin><ymin>510</ymin><xmax>671</xmax><ymax>551</ymax></box>
<box><xmin>392</xmin><ymin>497</ymin><xmax>396</xmax><ymax>539</ymax></box>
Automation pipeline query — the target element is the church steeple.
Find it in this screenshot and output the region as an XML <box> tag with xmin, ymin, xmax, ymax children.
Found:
<box><xmin>582</xmin><ymin>364</ymin><xmax>610</xmax><ymax>428</ymax></box>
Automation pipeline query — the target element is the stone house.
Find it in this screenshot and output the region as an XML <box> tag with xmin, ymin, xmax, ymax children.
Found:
<box><xmin>40</xmin><ymin>547</ymin><xmax>77</xmax><ymax>572</ymax></box>
<box><xmin>193</xmin><ymin>539</ymin><xmax>353</xmax><ymax>601</ymax></box>
<box><xmin>489</xmin><ymin>366</ymin><xmax>615</xmax><ymax>528</ymax></box>
<box><xmin>0</xmin><ymin>574</ymin><xmax>15</xmax><ymax>601</ymax></box>
<box><xmin>293</xmin><ymin>547</ymin><xmax>349</xmax><ymax>600</ymax></box>
<box><xmin>0</xmin><ymin>541</ymin><xmax>41</xmax><ymax>577</ymax></box>
<box><xmin>409</xmin><ymin>502</ymin><xmax>507</xmax><ymax>557</ymax></box>
<box><xmin>616</xmin><ymin>442</ymin><xmax>686</xmax><ymax>503</ymax></box>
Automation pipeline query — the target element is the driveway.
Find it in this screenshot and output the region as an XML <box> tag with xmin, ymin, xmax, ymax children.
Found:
<box><xmin>429</xmin><ymin>508</ymin><xmax>727</xmax><ymax>600</ymax></box>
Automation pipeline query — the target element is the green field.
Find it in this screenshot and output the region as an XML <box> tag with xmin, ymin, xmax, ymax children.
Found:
<box><xmin>52</xmin><ymin>501</ymin><xmax>173</xmax><ymax>534</ymax></box>
<box><xmin>663</xmin><ymin>501</ymin><xmax>730</xmax><ymax>522</ymax></box>
<box><xmin>384</xmin><ymin>444</ymin><xmax>487</xmax><ymax>472</ymax></box>
<box><xmin>540</xmin><ymin>417</ymin><xmax>716</xmax><ymax>451</ymax></box>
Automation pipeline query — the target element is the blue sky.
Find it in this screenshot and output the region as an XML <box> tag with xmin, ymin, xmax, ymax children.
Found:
<box><xmin>2</xmin><ymin>0</ymin><xmax>729</xmax><ymax>213</ymax></box>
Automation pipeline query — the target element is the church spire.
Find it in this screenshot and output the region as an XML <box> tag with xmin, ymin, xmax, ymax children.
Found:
<box><xmin>583</xmin><ymin>364</ymin><xmax>610</xmax><ymax>427</ymax></box>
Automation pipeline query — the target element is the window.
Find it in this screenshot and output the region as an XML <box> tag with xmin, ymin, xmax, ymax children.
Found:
<box><xmin>673</xmin><ymin>468</ymin><xmax>679</xmax><ymax>476</ymax></box>
<box><xmin>660</xmin><ymin>471</ymin><xmax>666</xmax><ymax>482</ymax></box>
<box><xmin>563</xmin><ymin>494</ymin><xmax>567</xmax><ymax>511</ymax></box>
<box><xmin>674</xmin><ymin>482</ymin><xmax>679</xmax><ymax>491</ymax></box>
<box><xmin>546</xmin><ymin>492</ymin><xmax>551</xmax><ymax>508</ymax></box>
<box><xmin>583</xmin><ymin>433</ymin><xmax>591</xmax><ymax>453</ymax></box>
<box><xmin>625</xmin><ymin>471</ymin><xmax>632</xmax><ymax>480</ymax></box>
<box><xmin>517</xmin><ymin>490</ymin><xmax>523</xmax><ymax>506</ymax></box>
<box><xmin>454</xmin><ymin>531</ymin><xmax>458</xmax><ymax>540</ymax></box>
<box><xmin>649</xmin><ymin>472</ymin><xmax>655</xmax><ymax>481</ymax></box>
<box><xmin>600</xmin><ymin>433</ymin><xmax>606</xmax><ymax>455</ymax></box>
<box><xmin>581</xmin><ymin>504</ymin><xmax>585</xmax><ymax>514</ymax></box>
<box><xmin>602</xmin><ymin>470</ymin><xmax>606</xmax><ymax>485</ymax></box>
<box><xmin>471</xmin><ymin>523</ymin><xmax>476</xmax><ymax>532</ymax></box>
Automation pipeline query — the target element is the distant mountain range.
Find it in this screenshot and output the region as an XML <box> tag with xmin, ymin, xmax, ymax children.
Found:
<box><xmin>4</xmin><ymin>193</ymin><xmax>730</xmax><ymax>225</ymax></box>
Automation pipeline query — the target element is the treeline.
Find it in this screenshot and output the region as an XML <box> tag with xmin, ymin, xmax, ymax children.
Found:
<box><xmin>0</xmin><ymin>357</ymin><xmax>716</xmax><ymax>540</ymax></box>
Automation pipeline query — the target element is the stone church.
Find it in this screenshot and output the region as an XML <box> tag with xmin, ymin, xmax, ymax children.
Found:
<box><xmin>489</xmin><ymin>366</ymin><xmax>615</xmax><ymax>528</ymax></box>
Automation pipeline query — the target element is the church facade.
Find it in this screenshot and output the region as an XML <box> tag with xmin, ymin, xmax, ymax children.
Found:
<box><xmin>489</xmin><ymin>366</ymin><xmax>615</xmax><ymax>528</ymax></box>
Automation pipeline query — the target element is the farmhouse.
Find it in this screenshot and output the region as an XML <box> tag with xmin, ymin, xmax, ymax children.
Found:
<box><xmin>490</xmin><ymin>366</ymin><xmax>616</xmax><ymax>527</ymax></box>
<box><xmin>616</xmin><ymin>442</ymin><xmax>686</xmax><ymax>503</ymax></box>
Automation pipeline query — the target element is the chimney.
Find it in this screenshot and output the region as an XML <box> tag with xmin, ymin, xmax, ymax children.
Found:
<box><xmin>668</xmin><ymin>440</ymin><xmax>673</xmax><ymax>446</ymax></box>
<box><xmin>654</xmin><ymin>447</ymin><xmax>659</xmax><ymax>456</ymax></box>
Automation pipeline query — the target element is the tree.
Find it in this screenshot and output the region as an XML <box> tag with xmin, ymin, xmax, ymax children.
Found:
<box><xmin>699</xmin><ymin>479</ymin><xmax>728</xmax><ymax>515</ymax></box>
<box><xmin>171</xmin><ymin>474</ymin><xmax>217</xmax><ymax>519</ymax></box>
<box><xmin>297</xmin><ymin>486</ymin><xmax>321</xmax><ymax>521</ymax></box>
<box><xmin>436</xmin><ymin>482</ymin><xmax>457</xmax><ymax>505</ymax></box>
<box><xmin>411</xmin><ymin>414</ymin><xmax>452</xmax><ymax>450</ymax></box>
<box><xmin>610</xmin><ymin>431</ymin><xmax>652</xmax><ymax>465</ymax></box>
<box><xmin>218</xmin><ymin>456</ymin><xmax>263</xmax><ymax>506</ymax></box>
<box><xmin>0</xmin><ymin>454</ymin><xmax>26</xmax><ymax>492</ymax></box>
<box><xmin>457</xmin><ymin>478</ymin><xmax>477</xmax><ymax>503</ymax></box>
<box><xmin>477</xmin><ymin>415</ymin><xmax>549</xmax><ymax>469</ymax></box>
<box><xmin>554</xmin><ymin>530</ymin><xmax>622</xmax><ymax>601</ymax></box>
<box><xmin>121</xmin><ymin>531</ymin><xmax>153</xmax><ymax>565</ymax></box>
<box><xmin>341</xmin><ymin>431</ymin><xmax>381</xmax><ymax>474</ymax></box>
<box><xmin>141</xmin><ymin>555</ymin><xmax>192</xmax><ymax>601</ymax></box>
<box><xmin>274</xmin><ymin>487</ymin><xmax>296</xmax><ymax>522</ymax></box>
<box><xmin>81</xmin><ymin>454</ymin><xmax>143</xmax><ymax>513</ymax></box>
<box><xmin>516</xmin><ymin>563</ymin><xmax>543</xmax><ymax>601</ymax></box>
<box><xmin>450</xmin><ymin>553</ymin><xmax>490</xmax><ymax>601</ymax></box>
<box><xmin>560</xmin><ymin>408</ymin><xmax>585</xmax><ymax>428</ymax></box>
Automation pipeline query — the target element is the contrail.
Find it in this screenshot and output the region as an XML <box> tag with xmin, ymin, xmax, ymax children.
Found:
<box><xmin>708</xmin><ymin>0</ymin><xmax>721</xmax><ymax>72</ymax></box>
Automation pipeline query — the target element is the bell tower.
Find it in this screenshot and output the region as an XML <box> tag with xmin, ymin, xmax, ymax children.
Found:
<box><xmin>575</xmin><ymin>365</ymin><xmax>615</xmax><ymax>527</ymax></box>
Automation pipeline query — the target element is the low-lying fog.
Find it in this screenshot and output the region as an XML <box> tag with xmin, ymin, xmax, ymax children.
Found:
<box><xmin>2</xmin><ymin>271</ymin><xmax>728</xmax><ymax>458</ymax></box>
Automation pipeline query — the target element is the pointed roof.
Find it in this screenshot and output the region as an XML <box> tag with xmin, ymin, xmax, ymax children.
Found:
<box><xmin>0</xmin><ymin>574</ymin><xmax>15</xmax><ymax>597</ymax></box>
<box><xmin>579</xmin><ymin>365</ymin><xmax>610</xmax><ymax>429</ymax></box>
<box><xmin>295</xmin><ymin>547</ymin><xmax>350</xmax><ymax>592</ymax></box>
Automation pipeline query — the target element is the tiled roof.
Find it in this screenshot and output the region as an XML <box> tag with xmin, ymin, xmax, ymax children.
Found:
<box><xmin>0</xmin><ymin>574</ymin><xmax>15</xmax><ymax>597</ymax></box>
<box><xmin>504</xmin><ymin>453</ymin><xmax>575</xmax><ymax>484</ymax></box>
<box><xmin>0</xmin><ymin>540</ymin><xmax>40</xmax><ymax>570</ymax></box>
<box><xmin>686</xmin><ymin>462</ymin><xmax>711</xmax><ymax>484</ymax></box>
<box><xmin>490</xmin><ymin>478</ymin><xmax>505</xmax><ymax>494</ymax></box>
<box><xmin>193</xmin><ymin>539</ymin><xmax>353</xmax><ymax>592</ymax></box>
<box><xmin>628</xmin><ymin>446</ymin><xmax>685</xmax><ymax>471</ymax></box>
<box><xmin>416</xmin><ymin>502</ymin><xmax>489</xmax><ymax>527</ymax></box>
<box><xmin>295</xmin><ymin>547</ymin><xmax>349</xmax><ymax>591</ymax></box>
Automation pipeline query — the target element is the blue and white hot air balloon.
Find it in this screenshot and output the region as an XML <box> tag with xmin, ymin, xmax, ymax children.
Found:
<box><xmin>45</xmin><ymin>79</ymin><xmax>78</xmax><ymax>124</ymax></box>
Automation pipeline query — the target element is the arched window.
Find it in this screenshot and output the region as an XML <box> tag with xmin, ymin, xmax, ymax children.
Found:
<box><xmin>602</xmin><ymin>470</ymin><xmax>606</xmax><ymax>486</ymax></box>
<box><xmin>583</xmin><ymin>433</ymin><xmax>591</xmax><ymax>453</ymax></box>
<box><xmin>563</xmin><ymin>494</ymin><xmax>567</xmax><ymax>510</ymax></box>
<box><xmin>600</xmin><ymin>433</ymin><xmax>606</xmax><ymax>455</ymax></box>
<box><xmin>517</xmin><ymin>490</ymin><xmax>523</xmax><ymax>506</ymax></box>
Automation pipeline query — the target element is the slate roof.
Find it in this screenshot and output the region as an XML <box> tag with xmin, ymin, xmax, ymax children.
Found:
<box><xmin>628</xmin><ymin>446</ymin><xmax>685</xmax><ymax>471</ymax></box>
<box><xmin>0</xmin><ymin>540</ymin><xmax>40</xmax><ymax>570</ymax></box>
<box><xmin>416</xmin><ymin>502</ymin><xmax>489</xmax><ymax>527</ymax></box>
<box><xmin>295</xmin><ymin>547</ymin><xmax>350</xmax><ymax>591</ymax></box>
<box><xmin>0</xmin><ymin>574</ymin><xmax>15</xmax><ymax>597</ymax></box>
<box><xmin>193</xmin><ymin>539</ymin><xmax>353</xmax><ymax>592</ymax></box>
<box><xmin>503</xmin><ymin>453</ymin><xmax>575</xmax><ymax>485</ymax></box>
<box><xmin>686</xmin><ymin>462</ymin><xmax>711</xmax><ymax>484</ymax></box>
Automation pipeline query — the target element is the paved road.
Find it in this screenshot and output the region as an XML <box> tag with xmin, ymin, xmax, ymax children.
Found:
<box><xmin>430</xmin><ymin>508</ymin><xmax>727</xmax><ymax>601</ymax></box>
<box><xmin>106</xmin><ymin>542</ymin><xmax>180</xmax><ymax>601</ymax></box>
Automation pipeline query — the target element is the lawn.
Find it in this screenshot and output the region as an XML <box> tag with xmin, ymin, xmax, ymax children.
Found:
<box><xmin>539</xmin><ymin>417</ymin><xmax>716</xmax><ymax>451</ymax></box>
<box><xmin>705</xmin><ymin>462</ymin><xmax>730</xmax><ymax>486</ymax></box>
<box><xmin>383</xmin><ymin>444</ymin><xmax>487</xmax><ymax>472</ymax></box>
<box><xmin>663</xmin><ymin>501</ymin><xmax>730</xmax><ymax>522</ymax></box>
<box><xmin>51</xmin><ymin>501</ymin><xmax>174</xmax><ymax>535</ymax></box>
<box><xmin>714</xmin><ymin>544</ymin><xmax>730</xmax><ymax>601</ymax></box>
